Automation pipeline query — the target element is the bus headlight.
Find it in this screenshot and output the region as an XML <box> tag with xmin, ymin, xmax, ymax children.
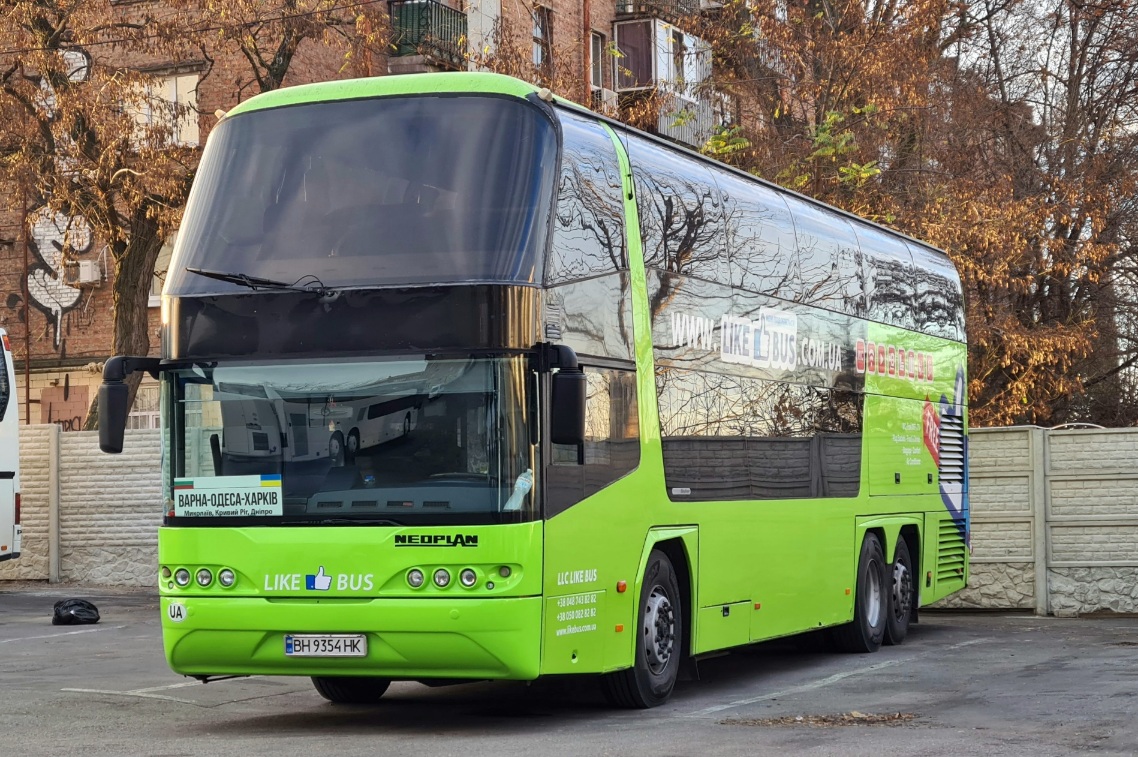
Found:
<box><xmin>196</xmin><ymin>568</ymin><xmax>213</xmax><ymax>587</ymax></box>
<box><xmin>407</xmin><ymin>569</ymin><xmax>425</xmax><ymax>588</ymax></box>
<box><xmin>174</xmin><ymin>568</ymin><xmax>191</xmax><ymax>587</ymax></box>
<box><xmin>433</xmin><ymin>569</ymin><xmax>451</xmax><ymax>588</ymax></box>
<box><xmin>459</xmin><ymin>568</ymin><xmax>477</xmax><ymax>588</ymax></box>
<box><xmin>218</xmin><ymin>569</ymin><xmax>236</xmax><ymax>587</ymax></box>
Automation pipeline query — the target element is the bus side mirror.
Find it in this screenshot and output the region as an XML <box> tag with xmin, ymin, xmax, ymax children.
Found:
<box><xmin>550</xmin><ymin>368</ymin><xmax>586</xmax><ymax>446</ymax></box>
<box><xmin>98</xmin><ymin>381</ymin><xmax>129</xmax><ymax>454</ymax></box>
<box><xmin>98</xmin><ymin>356</ymin><xmax>161</xmax><ymax>454</ymax></box>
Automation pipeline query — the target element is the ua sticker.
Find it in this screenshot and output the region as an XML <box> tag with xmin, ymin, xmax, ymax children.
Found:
<box><xmin>167</xmin><ymin>602</ymin><xmax>187</xmax><ymax>623</ymax></box>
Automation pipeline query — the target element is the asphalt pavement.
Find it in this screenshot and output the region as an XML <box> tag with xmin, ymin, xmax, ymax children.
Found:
<box><xmin>2</xmin><ymin>584</ymin><xmax>1136</xmax><ymax>756</ymax></box>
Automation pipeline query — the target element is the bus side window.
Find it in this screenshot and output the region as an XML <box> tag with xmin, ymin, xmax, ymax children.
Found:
<box><xmin>545</xmin><ymin>366</ymin><xmax>639</xmax><ymax>517</ymax></box>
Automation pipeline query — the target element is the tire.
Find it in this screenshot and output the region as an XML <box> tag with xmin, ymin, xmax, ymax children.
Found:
<box><xmin>601</xmin><ymin>550</ymin><xmax>683</xmax><ymax>708</ymax></box>
<box><xmin>329</xmin><ymin>431</ymin><xmax>345</xmax><ymax>466</ymax></box>
<box><xmin>831</xmin><ymin>533</ymin><xmax>887</xmax><ymax>653</ymax></box>
<box><xmin>884</xmin><ymin>536</ymin><xmax>915</xmax><ymax>646</ymax></box>
<box><xmin>346</xmin><ymin>430</ymin><xmax>360</xmax><ymax>463</ymax></box>
<box><xmin>311</xmin><ymin>676</ymin><xmax>391</xmax><ymax>704</ymax></box>
<box><xmin>403</xmin><ymin>414</ymin><xmax>412</xmax><ymax>436</ymax></box>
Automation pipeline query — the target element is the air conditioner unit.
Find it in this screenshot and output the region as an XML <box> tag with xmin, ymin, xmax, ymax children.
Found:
<box><xmin>700</xmin><ymin>0</ymin><xmax>724</xmax><ymax>8</ymax></box>
<box><xmin>64</xmin><ymin>259</ymin><xmax>101</xmax><ymax>287</ymax></box>
<box><xmin>593</xmin><ymin>87</ymin><xmax>620</xmax><ymax>116</ymax></box>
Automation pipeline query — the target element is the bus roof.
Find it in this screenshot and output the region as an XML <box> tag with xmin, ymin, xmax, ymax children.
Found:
<box><xmin>223</xmin><ymin>72</ymin><xmax>953</xmax><ymax>271</ymax></box>
<box><xmin>224</xmin><ymin>72</ymin><xmax>541</xmax><ymax>119</ymax></box>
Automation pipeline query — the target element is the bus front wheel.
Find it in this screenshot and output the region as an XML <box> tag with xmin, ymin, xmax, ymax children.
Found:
<box><xmin>831</xmin><ymin>532</ymin><xmax>887</xmax><ymax>653</ymax></box>
<box><xmin>311</xmin><ymin>676</ymin><xmax>391</xmax><ymax>704</ymax></box>
<box><xmin>601</xmin><ymin>550</ymin><xmax>682</xmax><ymax>708</ymax></box>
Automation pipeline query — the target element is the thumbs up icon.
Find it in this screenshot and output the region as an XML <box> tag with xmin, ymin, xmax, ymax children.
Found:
<box><xmin>306</xmin><ymin>566</ymin><xmax>332</xmax><ymax>591</ymax></box>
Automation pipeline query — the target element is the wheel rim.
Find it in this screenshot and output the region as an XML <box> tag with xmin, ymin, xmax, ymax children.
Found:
<box><xmin>330</xmin><ymin>436</ymin><xmax>342</xmax><ymax>458</ymax></box>
<box><xmin>892</xmin><ymin>560</ymin><xmax>912</xmax><ymax>623</ymax></box>
<box><xmin>864</xmin><ymin>559</ymin><xmax>883</xmax><ymax>628</ymax></box>
<box><xmin>404</xmin><ymin>416</ymin><xmax>411</xmax><ymax>434</ymax></box>
<box><xmin>347</xmin><ymin>434</ymin><xmax>358</xmax><ymax>454</ymax></box>
<box><xmin>642</xmin><ymin>584</ymin><xmax>675</xmax><ymax>674</ymax></box>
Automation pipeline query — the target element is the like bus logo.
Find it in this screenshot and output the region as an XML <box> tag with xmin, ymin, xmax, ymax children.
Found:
<box><xmin>305</xmin><ymin>566</ymin><xmax>332</xmax><ymax>591</ymax></box>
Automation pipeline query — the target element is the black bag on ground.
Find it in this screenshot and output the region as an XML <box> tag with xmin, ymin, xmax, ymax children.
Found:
<box><xmin>52</xmin><ymin>598</ymin><xmax>100</xmax><ymax>625</ymax></box>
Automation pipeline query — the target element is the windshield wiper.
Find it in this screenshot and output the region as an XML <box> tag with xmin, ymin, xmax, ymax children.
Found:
<box><xmin>186</xmin><ymin>267</ymin><xmax>336</xmax><ymax>297</ymax></box>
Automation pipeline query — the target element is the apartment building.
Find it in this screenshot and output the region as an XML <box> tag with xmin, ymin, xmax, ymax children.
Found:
<box><xmin>0</xmin><ymin>0</ymin><xmax>731</xmax><ymax>431</ymax></box>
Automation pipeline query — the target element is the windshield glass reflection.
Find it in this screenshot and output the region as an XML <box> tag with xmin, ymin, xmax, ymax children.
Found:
<box><xmin>166</xmin><ymin>356</ymin><xmax>536</xmax><ymax>524</ymax></box>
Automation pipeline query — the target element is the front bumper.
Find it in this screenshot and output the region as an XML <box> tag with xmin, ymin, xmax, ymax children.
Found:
<box><xmin>161</xmin><ymin>595</ymin><xmax>542</xmax><ymax>680</ymax></box>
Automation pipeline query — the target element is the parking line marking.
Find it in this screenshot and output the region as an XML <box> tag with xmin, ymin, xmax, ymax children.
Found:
<box><xmin>61</xmin><ymin>688</ymin><xmax>201</xmax><ymax>705</ymax></box>
<box><xmin>683</xmin><ymin>637</ymin><xmax>993</xmax><ymax>718</ymax></box>
<box><xmin>0</xmin><ymin>626</ymin><xmax>123</xmax><ymax>644</ymax></box>
<box><xmin>128</xmin><ymin>681</ymin><xmax>207</xmax><ymax>694</ymax></box>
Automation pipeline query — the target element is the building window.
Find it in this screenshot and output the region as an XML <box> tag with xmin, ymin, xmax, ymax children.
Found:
<box><xmin>127</xmin><ymin>384</ymin><xmax>161</xmax><ymax>430</ymax></box>
<box><xmin>590</xmin><ymin>32</ymin><xmax>606</xmax><ymax>91</ymax></box>
<box><xmin>132</xmin><ymin>73</ymin><xmax>199</xmax><ymax>147</ymax></box>
<box><xmin>671</xmin><ymin>29</ymin><xmax>686</xmax><ymax>87</ymax></box>
<box><xmin>614</xmin><ymin>20</ymin><xmax>653</xmax><ymax>90</ymax></box>
<box><xmin>532</xmin><ymin>6</ymin><xmax>552</xmax><ymax>72</ymax></box>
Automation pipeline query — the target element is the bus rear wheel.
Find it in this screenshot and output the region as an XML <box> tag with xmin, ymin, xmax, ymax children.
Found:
<box><xmin>311</xmin><ymin>676</ymin><xmax>391</xmax><ymax>704</ymax></box>
<box><xmin>885</xmin><ymin>537</ymin><xmax>914</xmax><ymax>646</ymax></box>
<box><xmin>830</xmin><ymin>532</ymin><xmax>887</xmax><ymax>653</ymax></box>
<box><xmin>601</xmin><ymin>550</ymin><xmax>682</xmax><ymax>709</ymax></box>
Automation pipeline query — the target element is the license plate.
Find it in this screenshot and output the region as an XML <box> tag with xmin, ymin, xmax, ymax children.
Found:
<box><xmin>284</xmin><ymin>634</ymin><xmax>367</xmax><ymax>657</ymax></box>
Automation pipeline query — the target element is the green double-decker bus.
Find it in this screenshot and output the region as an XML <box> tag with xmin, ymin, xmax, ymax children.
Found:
<box><xmin>99</xmin><ymin>72</ymin><xmax>968</xmax><ymax>709</ymax></box>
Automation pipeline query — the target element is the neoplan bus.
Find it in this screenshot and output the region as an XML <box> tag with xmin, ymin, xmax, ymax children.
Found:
<box><xmin>0</xmin><ymin>329</ymin><xmax>21</xmax><ymax>564</ymax></box>
<box><xmin>98</xmin><ymin>73</ymin><xmax>968</xmax><ymax>709</ymax></box>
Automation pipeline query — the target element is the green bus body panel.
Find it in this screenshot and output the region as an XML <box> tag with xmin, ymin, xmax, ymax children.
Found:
<box><xmin>159</xmin><ymin>523</ymin><xmax>543</xmax><ymax>679</ymax></box>
<box><xmin>161</xmin><ymin>595</ymin><xmax>541</xmax><ymax>679</ymax></box>
<box><xmin>225</xmin><ymin>72</ymin><xmax>541</xmax><ymax>118</ymax></box>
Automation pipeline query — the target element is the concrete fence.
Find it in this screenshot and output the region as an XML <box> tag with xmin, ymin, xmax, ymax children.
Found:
<box><xmin>0</xmin><ymin>425</ymin><xmax>161</xmax><ymax>586</ymax></box>
<box><xmin>937</xmin><ymin>426</ymin><xmax>1138</xmax><ymax>616</ymax></box>
<box><xmin>4</xmin><ymin>424</ymin><xmax>1138</xmax><ymax>615</ymax></box>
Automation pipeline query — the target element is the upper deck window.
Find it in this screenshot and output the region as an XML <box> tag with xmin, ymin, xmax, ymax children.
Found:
<box><xmin>165</xmin><ymin>95</ymin><xmax>559</xmax><ymax>296</ymax></box>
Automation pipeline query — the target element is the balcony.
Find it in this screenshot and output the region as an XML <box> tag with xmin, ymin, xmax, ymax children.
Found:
<box><xmin>656</xmin><ymin>90</ymin><xmax>732</xmax><ymax>149</ymax></box>
<box><xmin>616</xmin><ymin>0</ymin><xmax>700</xmax><ymax>21</ymax></box>
<box><xmin>389</xmin><ymin>0</ymin><xmax>467</xmax><ymax>72</ymax></box>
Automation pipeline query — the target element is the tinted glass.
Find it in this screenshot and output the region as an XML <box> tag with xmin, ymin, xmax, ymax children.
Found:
<box><xmin>0</xmin><ymin>350</ymin><xmax>8</xmax><ymax>422</ymax></box>
<box><xmin>626</xmin><ymin>133</ymin><xmax>727</xmax><ymax>285</ymax></box>
<box><xmin>855</xmin><ymin>225</ymin><xmax>916</xmax><ymax>330</ymax></box>
<box><xmin>166</xmin><ymin>356</ymin><xmax>538</xmax><ymax>526</ymax></box>
<box><xmin>718</xmin><ymin>172</ymin><xmax>797</xmax><ymax>297</ymax></box>
<box><xmin>544</xmin><ymin>274</ymin><xmax>635</xmax><ymax>361</ymax></box>
<box><xmin>546</xmin><ymin>367</ymin><xmax>639</xmax><ymax>515</ymax></box>
<box><xmin>907</xmin><ymin>241</ymin><xmax>966</xmax><ymax>340</ymax></box>
<box><xmin>166</xmin><ymin>95</ymin><xmax>559</xmax><ymax>295</ymax></box>
<box><xmin>783</xmin><ymin>197</ymin><xmax>866</xmax><ymax>315</ymax></box>
<box><xmin>657</xmin><ymin>368</ymin><xmax>862</xmax><ymax>500</ymax></box>
<box><xmin>547</xmin><ymin>110</ymin><xmax>627</xmax><ymax>284</ymax></box>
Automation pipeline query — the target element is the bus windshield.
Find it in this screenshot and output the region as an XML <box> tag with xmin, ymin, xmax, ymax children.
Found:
<box><xmin>165</xmin><ymin>355</ymin><xmax>537</xmax><ymax>525</ymax></box>
<box><xmin>164</xmin><ymin>95</ymin><xmax>559</xmax><ymax>296</ymax></box>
